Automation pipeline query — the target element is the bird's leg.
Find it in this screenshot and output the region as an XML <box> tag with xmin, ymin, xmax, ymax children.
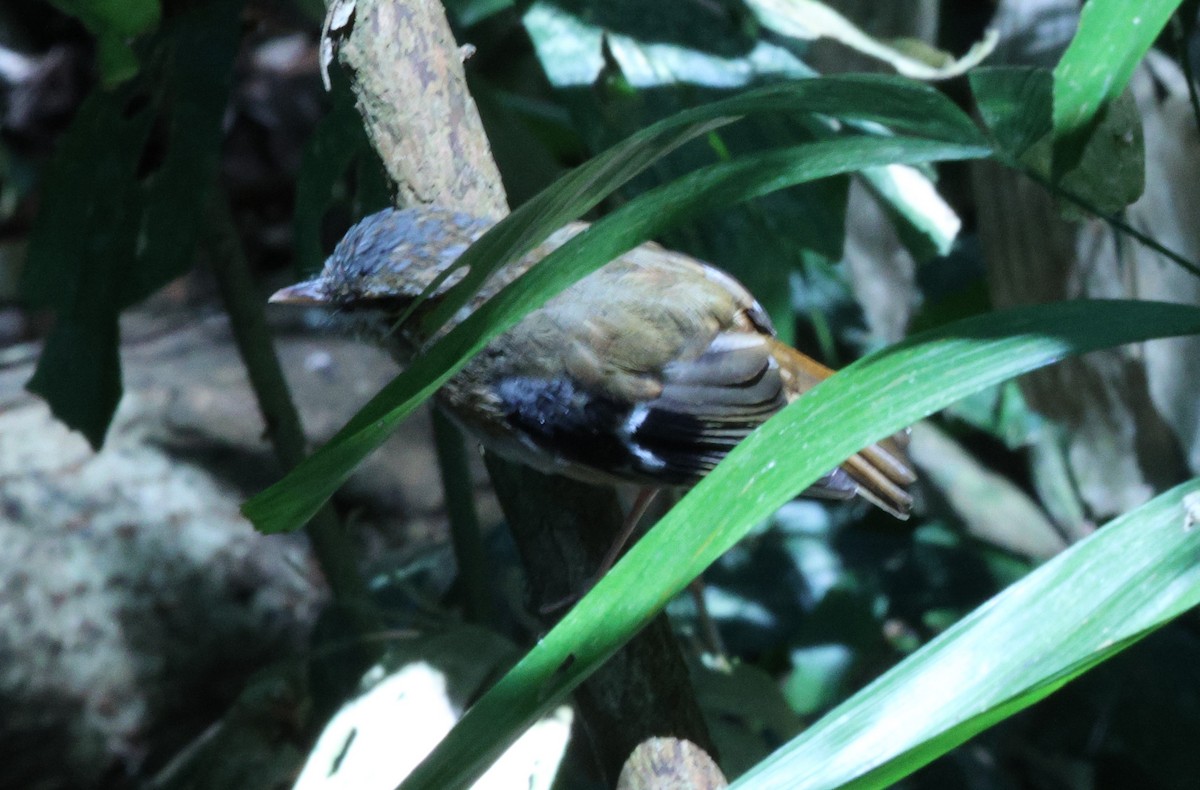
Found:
<box><xmin>539</xmin><ymin>486</ymin><xmax>661</xmax><ymax>614</ymax></box>
<box><xmin>595</xmin><ymin>486</ymin><xmax>661</xmax><ymax>580</ymax></box>
<box><xmin>537</xmin><ymin>488</ymin><xmax>726</xmax><ymax>660</ymax></box>
<box><xmin>688</xmin><ymin>579</ymin><xmax>728</xmax><ymax>661</ymax></box>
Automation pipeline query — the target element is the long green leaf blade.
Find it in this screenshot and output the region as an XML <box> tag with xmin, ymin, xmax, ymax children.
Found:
<box><xmin>733</xmin><ymin>478</ymin><xmax>1200</xmax><ymax>789</ymax></box>
<box><xmin>418</xmin><ymin>74</ymin><xmax>984</xmax><ymax>338</ymax></box>
<box><xmin>1052</xmin><ymin>0</ymin><xmax>1179</xmax><ymax>172</ymax></box>
<box><xmin>243</xmin><ymin>135</ymin><xmax>989</xmax><ymax>534</ymax></box>
<box><xmin>400</xmin><ymin>299</ymin><xmax>1200</xmax><ymax>789</ymax></box>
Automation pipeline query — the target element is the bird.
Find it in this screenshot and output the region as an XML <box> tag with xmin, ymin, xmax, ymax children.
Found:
<box><xmin>271</xmin><ymin>205</ymin><xmax>914</xmax><ymax>555</ymax></box>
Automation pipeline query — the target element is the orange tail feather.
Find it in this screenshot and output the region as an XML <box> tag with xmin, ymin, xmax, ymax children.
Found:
<box><xmin>767</xmin><ymin>338</ymin><xmax>915</xmax><ymax>519</ymax></box>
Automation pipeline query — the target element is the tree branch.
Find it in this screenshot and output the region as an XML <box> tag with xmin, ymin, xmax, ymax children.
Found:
<box><xmin>324</xmin><ymin>0</ymin><xmax>715</xmax><ymax>781</ymax></box>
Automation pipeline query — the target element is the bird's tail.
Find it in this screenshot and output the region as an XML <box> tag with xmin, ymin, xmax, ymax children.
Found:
<box><xmin>767</xmin><ymin>338</ymin><xmax>916</xmax><ymax>519</ymax></box>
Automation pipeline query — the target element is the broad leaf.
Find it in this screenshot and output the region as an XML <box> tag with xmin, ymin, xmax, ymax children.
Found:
<box><xmin>49</xmin><ymin>0</ymin><xmax>160</xmax><ymax>83</ymax></box>
<box><xmin>22</xmin><ymin>91</ymin><xmax>152</xmax><ymax>447</ymax></box>
<box><xmin>972</xmin><ymin>65</ymin><xmax>1145</xmax><ymax>215</ymax></box>
<box><xmin>971</xmin><ymin>67</ymin><xmax>1051</xmax><ymax>159</ymax></box>
<box><xmin>21</xmin><ymin>0</ymin><xmax>242</xmax><ymax>447</ymax></box>
<box><xmin>125</xmin><ymin>0</ymin><xmax>243</xmax><ymax>305</ymax></box>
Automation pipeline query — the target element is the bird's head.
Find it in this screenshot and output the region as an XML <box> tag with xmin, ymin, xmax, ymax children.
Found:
<box><xmin>269</xmin><ymin>206</ymin><xmax>494</xmax><ymax>353</ymax></box>
<box><xmin>271</xmin><ymin>206</ymin><xmax>492</xmax><ymax>308</ymax></box>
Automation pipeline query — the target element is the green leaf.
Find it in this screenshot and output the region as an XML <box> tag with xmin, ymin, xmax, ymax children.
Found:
<box><xmin>94</xmin><ymin>35</ymin><xmax>142</xmax><ymax>86</ymax></box>
<box><xmin>21</xmin><ymin>90</ymin><xmax>153</xmax><ymax>447</ymax></box>
<box><xmin>50</xmin><ymin>0</ymin><xmax>160</xmax><ymax>38</ymax></box>
<box><xmin>20</xmin><ymin>0</ymin><xmax>242</xmax><ymax>446</ymax></box>
<box><xmin>970</xmin><ymin>67</ymin><xmax>1052</xmax><ymax>160</ymax></box>
<box><xmin>1065</xmin><ymin>89</ymin><xmax>1145</xmax><ymax>216</ymax></box>
<box><xmin>1052</xmin><ymin>0</ymin><xmax>1178</xmax><ymax>176</ymax></box>
<box><xmin>27</xmin><ymin>316</ymin><xmax>123</xmax><ymax>449</ymax></box>
<box><xmin>399</xmin><ymin>300</ymin><xmax>1200</xmax><ymax>790</ymax></box>
<box><xmin>973</xmin><ymin>65</ymin><xmax>1146</xmax><ymax>215</ymax></box>
<box><xmin>732</xmin><ymin>479</ymin><xmax>1200</xmax><ymax>788</ymax></box>
<box><xmin>125</xmin><ymin>0</ymin><xmax>242</xmax><ymax>305</ymax></box>
<box><xmin>50</xmin><ymin>0</ymin><xmax>161</xmax><ymax>84</ymax></box>
<box><xmin>243</xmin><ymin>133</ymin><xmax>988</xmax><ymax>534</ymax></box>
<box><xmin>1037</xmin><ymin>89</ymin><xmax>1145</xmax><ymax>216</ymax></box>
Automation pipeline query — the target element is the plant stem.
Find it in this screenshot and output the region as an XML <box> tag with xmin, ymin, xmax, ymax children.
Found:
<box><xmin>430</xmin><ymin>408</ymin><xmax>492</xmax><ymax>623</ymax></box>
<box><xmin>205</xmin><ymin>195</ymin><xmax>382</xmax><ymax>657</ymax></box>
<box><xmin>1022</xmin><ymin>166</ymin><xmax>1200</xmax><ymax>280</ymax></box>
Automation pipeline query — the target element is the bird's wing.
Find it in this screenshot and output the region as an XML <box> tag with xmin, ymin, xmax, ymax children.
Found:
<box><xmin>496</xmin><ymin>247</ymin><xmax>914</xmax><ymax>515</ymax></box>
<box><xmin>621</xmin><ymin>325</ymin><xmax>790</xmax><ymax>483</ymax></box>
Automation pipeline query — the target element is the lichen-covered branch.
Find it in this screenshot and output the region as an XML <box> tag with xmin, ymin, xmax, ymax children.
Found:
<box><xmin>325</xmin><ymin>0</ymin><xmax>506</xmax><ymax>215</ymax></box>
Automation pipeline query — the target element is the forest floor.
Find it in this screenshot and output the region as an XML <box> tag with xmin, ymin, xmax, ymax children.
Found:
<box><xmin>0</xmin><ymin>283</ymin><xmax>499</xmax><ymax>787</ymax></box>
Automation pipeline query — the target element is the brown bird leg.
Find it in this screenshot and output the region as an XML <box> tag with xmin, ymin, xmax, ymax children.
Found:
<box><xmin>596</xmin><ymin>487</ymin><xmax>662</xmax><ymax>580</ymax></box>
<box><xmin>540</xmin><ymin>486</ymin><xmax>662</xmax><ymax>614</ymax></box>
<box><xmin>688</xmin><ymin>578</ymin><xmax>728</xmax><ymax>660</ymax></box>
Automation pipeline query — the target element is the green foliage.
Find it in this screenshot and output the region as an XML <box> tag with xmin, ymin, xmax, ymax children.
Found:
<box><xmin>971</xmin><ymin>67</ymin><xmax>1052</xmax><ymax>159</ymax></box>
<box><xmin>973</xmin><ymin>65</ymin><xmax>1146</xmax><ymax>215</ymax></box>
<box><xmin>49</xmin><ymin>0</ymin><xmax>160</xmax><ymax>83</ymax></box>
<box><xmin>21</xmin><ymin>0</ymin><xmax>242</xmax><ymax>447</ymax></box>
<box><xmin>18</xmin><ymin>1</ymin><xmax>1200</xmax><ymax>786</ymax></box>
<box><xmin>1052</xmin><ymin>0</ymin><xmax>1179</xmax><ymax>177</ymax></box>
<box><xmin>22</xmin><ymin>89</ymin><xmax>154</xmax><ymax>446</ymax></box>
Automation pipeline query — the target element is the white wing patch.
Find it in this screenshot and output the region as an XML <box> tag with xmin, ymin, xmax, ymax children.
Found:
<box><xmin>620</xmin><ymin>404</ymin><xmax>667</xmax><ymax>471</ymax></box>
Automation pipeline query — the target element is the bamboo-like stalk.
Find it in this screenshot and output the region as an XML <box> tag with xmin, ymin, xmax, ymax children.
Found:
<box><xmin>206</xmin><ymin>196</ymin><xmax>382</xmax><ymax>666</ymax></box>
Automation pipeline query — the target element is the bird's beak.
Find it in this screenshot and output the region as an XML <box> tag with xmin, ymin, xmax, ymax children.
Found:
<box><xmin>269</xmin><ymin>279</ymin><xmax>328</xmax><ymax>304</ymax></box>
